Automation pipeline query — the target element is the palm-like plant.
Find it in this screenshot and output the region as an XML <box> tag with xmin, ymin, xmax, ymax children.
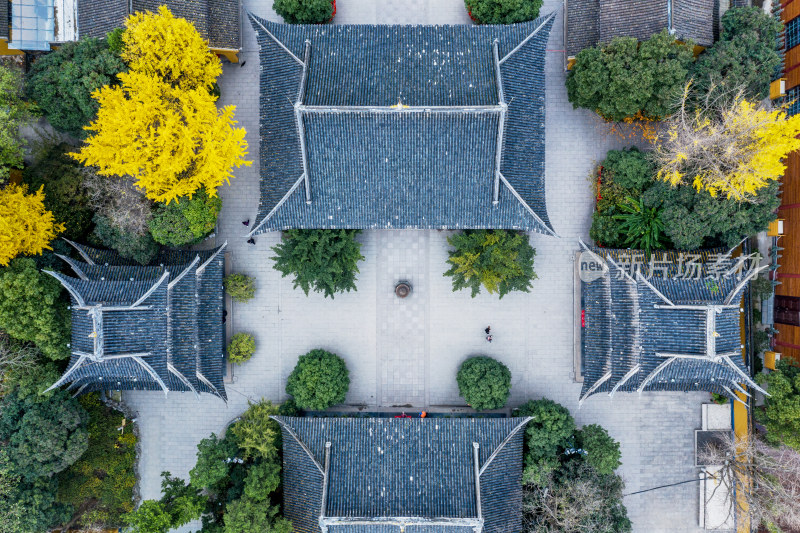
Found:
<box><xmin>613</xmin><ymin>196</ymin><xmax>665</xmax><ymax>257</ymax></box>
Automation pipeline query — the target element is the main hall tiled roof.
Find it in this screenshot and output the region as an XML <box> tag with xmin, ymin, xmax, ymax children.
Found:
<box><xmin>249</xmin><ymin>14</ymin><xmax>556</xmax><ymax>235</ymax></box>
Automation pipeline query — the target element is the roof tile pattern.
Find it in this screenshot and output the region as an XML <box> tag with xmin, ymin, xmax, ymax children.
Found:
<box><xmin>45</xmin><ymin>243</ymin><xmax>227</xmax><ymax>400</ymax></box>
<box><xmin>250</xmin><ymin>15</ymin><xmax>555</xmax><ymax>234</ymax></box>
<box><xmin>274</xmin><ymin>416</ymin><xmax>528</xmax><ymax>533</ymax></box>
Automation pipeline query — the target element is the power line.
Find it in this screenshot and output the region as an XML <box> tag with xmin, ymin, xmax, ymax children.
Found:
<box><xmin>624</xmin><ymin>475</ymin><xmax>707</xmax><ymax>497</ymax></box>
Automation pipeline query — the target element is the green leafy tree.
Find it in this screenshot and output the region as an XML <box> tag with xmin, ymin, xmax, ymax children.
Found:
<box><xmin>56</xmin><ymin>394</ymin><xmax>137</xmax><ymax>529</ymax></box>
<box><xmin>124</xmin><ymin>472</ymin><xmax>205</xmax><ymax>533</ymax></box>
<box><xmin>691</xmin><ymin>7</ymin><xmax>782</xmax><ymax>102</ymax></box>
<box><xmin>0</xmin><ymin>65</ymin><xmax>35</xmax><ymax>185</ymax></box>
<box><xmin>286</xmin><ymin>349</ymin><xmax>350</xmax><ymax>411</ymax></box>
<box><xmin>465</xmin><ymin>0</ymin><xmax>543</xmax><ymax>24</ymax></box>
<box><xmin>227</xmin><ymin>333</ymin><xmax>256</xmax><ymax>364</ymax></box>
<box><xmin>243</xmin><ymin>460</ymin><xmax>281</xmax><ymax>502</ymax></box>
<box><xmin>575</xmin><ymin>424</ymin><xmax>622</xmax><ymax>475</ymax></box>
<box><xmin>0</xmin><ymin>388</ymin><xmax>88</xmax><ymax>481</ymax></box>
<box><xmin>271</xmin><ymin>229</ymin><xmax>365</xmax><ymax>299</ymax></box>
<box><xmin>224</xmin><ymin>273</ymin><xmax>256</xmax><ymax>303</ymax></box>
<box><xmin>566</xmin><ymin>30</ymin><xmax>694</xmax><ymax>121</ymax></box>
<box><xmin>148</xmin><ymin>187</ymin><xmax>221</xmax><ymax>247</ymax></box>
<box><xmin>516</xmin><ymin>399</ymin><xmax>576</xmax><ymax>485</ymax></box>
<box><xmin>612</xmin><ymin>196</ymin><xmax>665</xmax><ymax>257</ymax></box>
<box><xmin>444</xmin><ymin>229</ymin><xmax>537</xmax><ymax>298</ymax></box>
<box><xmin>600</xmin><ymin>147</ymin><xmax>655</xmax><ymax>194</ymax></box>
<box><xmin>223</xmin><ymin>496</ymin><xmax>292</xmax><ymax>533</ymax></box>
<box><xmin>758</xmin><ymin>361</ymin><xmax>800</xmax><ymax>450</ymax></box>
<box><xmin>26</xmin><ymin>38</ymin><xmax>125</xmax><ymax>136</ymax></box>
<box><xmin>0</xmin><ymin>258</ymin><xmax>71</xmax><ymax>360</ymax></box>
<box><xmin>0</xmin><ymin>451</ymin><xmax>72</xmax><ymax>533</ymax></box>
<box><xmin>23</xmin><ymin>143</ymin><xmax>94</xmax><ymax>241</ymax></box>
<box><xmin>523</xmin><ymin>460</ymin><xmax>631</xmax><ymax>533</ymax></box>
<box><xmin>229</xmin><ymin>400</ymin><xmax>281</xmax><ymax>461</ymax></box>
<box><xmin>273</xmin><ymin>0</ymin><xmax>334</xmax><ymax>24</ymax></box>
<box><xmin>90</xmin><ymin>214</ymin><xmax>160</xmax><ymax>265</ymax></box>
<box><xmin>190</xmin><ymin>433</ymin><xmax>241</xmax><ymax>491</ymax></box>
<box><xmin>456</xmin><ymin>356</ymin><xmax>512</xmax><ymax>410</ymax></box>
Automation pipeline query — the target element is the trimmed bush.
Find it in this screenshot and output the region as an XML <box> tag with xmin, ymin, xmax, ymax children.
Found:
<box><xmin>566</xmin><ymin>30</ymin><xmax>694</xmax><ymax>121</ymax></box>
<box><xmin>465</xmin><ymin>0</ymin><xmax>542</xmax><ymax>24</ymax></box>
<box><xmin>575</xmin><ymin>424</ymin><xmax>622</xmax><ymax>475</ymax></box>
<box><xmin>444</xmin><ymin>230</ymin><xmax>537</xmax><ymax>298</ymax></box>
<box><xmin>148</xmin><ymin>188</ymin><xmax>221</xmax><ymax>247</ymax></box>
<box><xmin>271</xmin><ymin>229</ymin><xmax>365</xmax><ymax>299</ymax></box>
<box><xmin>456</xmin><ymin>356</ymin><xmax>512</xmax><ymax>410</ymax></box>
<box><xmin>224</xmin><ymin>274</ymin><xmax>256</xmax><ymax>303</ymax></box>
<box><xmin>227</xmin><ymin>333</ymin><xmax>256</xmax><ymax>364</ymax></box>
<box><xmin>286</xmin><ymin>349</ymin><xmax>350</xmax><ymax>411</ymax></box>
<box><xmin>273</xmin><ymin>0</ymin><xmax>334</xmax><ymax>24</ymax></box>
<box><xmin>26</xmin><ymin>37</ymin><xmax>125</xmax><ymax>136</ymax></box>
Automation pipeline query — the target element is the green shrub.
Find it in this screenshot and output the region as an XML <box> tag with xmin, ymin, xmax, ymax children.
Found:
<box><xmin>56</xmin><ymin>393</ymin><xmax>137</xmax><ymax>529</ymax></box>
<box><xmin>691</xmin><ymin>7</ymin><xmax>782</xmax><ymax>102</ymax></box>
<box><xmin>273</xmin><ymin>0</ymin><xmax>333</xmax><ymax>24</ymax></box>
<box><xmin>757</xmin><ymin>360</ymin><xmax>800</xmax><ymax>450</ymax></box>
<box><xmin>148</xmin><ymin>188</ymin><xmax>221</xmax><ymax>247</ymax></box>
<box><xmin>26</xmin><ymin>38</ymin><xmax>125</xmax><ymax>136</ymax></box>
<box><xmin>753</xmin><ymin>329</ymin><xmax>771</xmax><ymax>354</ymax></box>
<box><xmin>589</xmin><ymin>213</ymin><xmax>621</xmax><ymax>248</ymax></box>
<box><xmin>566</xmin><ymin>30</ymin><xmax>694</xmax><ymax>121</ymax></box>
<box><xmin>0</xmin><ymin>388</ymin><xmax>88</xmax><ymax>481</ymax></box>
<box><xmin>286</xmin><ymin>349</ymin><xmax>350</xmax><ymax>411</ymax></box>
<box><xmin>107</xmin><ymin>27</ymin><xmax>125</xmax><ymax>55</ymax></box>
<box><xmin>124</xmin><ymin>473</ymin><xmax>205</xmax><ymax>533</ymax></box>
<box><xmin>227</xmin><ymin>333</ymin><xmax>256</xmax><ymax>364</ymax></box>
<box><xmin>190</xmin><ymin>433</ymin><xmax>240</xmax><ymax>491</ymax></box>
<box><xmin>224</xmin><ymin>273</ymin><xmax>256</xmax><ymax>303</ymax></box>
<box><xmin>242</xmin><ymin>460</ymin><xmax>280</xmax><ymax>502</ymax></box>
<box><xmin>0</xmin><ymin>65</ymin><xmax>34</xmax><ymax>185</ymax></box>
<box><xmin>223</xmin><ymin>495</ymin><xmax>292</xmax><ymax>533</ymax></box>
<box><xmin>0</xmin><ymin>258</ymin><xmax>71</xmax><ymax>360</ymax></box>
<box><xmin>465</xmin><ymin>0</ymin><xmax>543</xmax><ymax>24</ymax></box>
<box><xmin>750</xmin><ymin>276</ymin><xmax>773</xmax><ymax>301</ymax></box>
<box><xmin>575</xmin><ymin>424</ymin><xmax>621</xmax><ymax>475</ymax></box>
<box><xmin>90</xmin><ymin>214</ymin><xmax>160</xmax><ymax>265</ymax></box>
<box><xmin>23</xmin><ymin>142</ymin><xmax>94</xmax><ymax>241</ymax></box>
<box><xmin>711</xmin><ymin>392</ymin><xmax>729</xmax><ymax>405</ymax></box>
<box><xmin>444</xmin><ymin>229</ymin><xmax>537</xmax><ymax>298</ymax></box>
<box><xmin>278</xmin><ymin>397</ymin><xmax>303</xmax><ymax>417</ymax></box>
<box><xmin>602</xmin><ymin>147</ymin><xmax>655</xmax><ymax>193</ymax></box>
<box><xmin>612</xmin><ymin>196</ymin><xmax>666</xmax><ymax>257</ymax></box>
<box><xmin>456</xmin><ymin>356</ymin><xmax>512</xmax><ymax>410</ymax></box>
<box><xmin>0</xmin><ymin>453</ymin><xmax>73</xmax><ymax>533</ymax></box>
<box><xmin>523</xmin><ymin>460</ymin><xmax>631</xmax><ymax>533</ymax></box>
<box><xmin>229</xmin><ymin>400</ymin><xmax>281</xmax><ymax>461</ymax></box>
<box><xmin>271</xmin><ymin>229</ymin><xmax>365</xmax><ymax>299</ymax></box>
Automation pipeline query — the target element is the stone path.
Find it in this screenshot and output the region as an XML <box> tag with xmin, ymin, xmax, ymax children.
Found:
<box><xmin>122</xmin><ymin>1</ymin><xmax>716</xmax><ymax>532</ymax></box>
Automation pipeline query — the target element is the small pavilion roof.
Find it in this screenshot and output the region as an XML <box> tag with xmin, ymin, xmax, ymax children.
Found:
<box><xmin>44</xmin><ymin>242</ymin><xmax>227</xmax><ymax>401</ymax></box>
<box><xmin>248</xmin><ymin>14</ymin><xmax>556</xmax><ymax>235</ymax></box>
<box><xmin>273</xmin><ymin>416</ymin><xmax>530</xmax><ymax>533</ymax></box>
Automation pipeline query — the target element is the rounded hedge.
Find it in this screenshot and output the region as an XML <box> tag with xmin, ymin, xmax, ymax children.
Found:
<box><xmin>227</xmin><ymin>333</ymin><xmax>256</xmax><ymax>364</ymax></box>
<box><xmin>273</xmin><ymin>0</ymin><xmax>334</xmax><ymax>24</ymax></box>
<box><xmin>465</xmin><ymin>0</ymin><xmax>542</xmax><ymax>24</ymax></box>
<box><xmin>456</xmin><ymin>356</ymin><xmax>511</xmax><ymax>410</ymax></box>
<box><xmin>286</xmin><ymin>349</ymin><xmax>349</xmax><ymax>411</ymax></box>
<box><xmin>224</xmin><ymin>274</ymin><xmax>256</xmax><ymax>303</ymax></box>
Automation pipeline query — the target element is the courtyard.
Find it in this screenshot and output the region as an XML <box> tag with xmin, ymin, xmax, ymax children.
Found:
<box><xmin>124</xmin><ymin>1</ymin><xmax>711</xmax><ymax>532</ymax></box>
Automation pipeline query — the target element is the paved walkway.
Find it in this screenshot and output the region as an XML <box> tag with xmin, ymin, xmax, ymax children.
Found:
<box><xmin>124</xmin><ymin>1</ymin><xmax>712</xmax><ymax>532</ymax></box>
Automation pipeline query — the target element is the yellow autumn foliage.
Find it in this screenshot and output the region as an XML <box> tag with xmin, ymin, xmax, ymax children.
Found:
<box><xmin>0</xmin><ymin>184</ymin><xmax>65</xmax><ymax>266</ymax></box>
<box><xmin>122</xmin><ymin>5</ymin><xmax>222</xmax><ymax>90</ymax></box>
<box><xmin>72</xmin><ymin>71</ymin><xmax>251</xmax><ymax>204</ymax></box>
<box><xmin>656</xmin><ymin>92</ymin><xmax>800</xmax><ymax>201</ymax></box>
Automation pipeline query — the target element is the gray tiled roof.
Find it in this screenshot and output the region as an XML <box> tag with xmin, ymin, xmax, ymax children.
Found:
<box><xmin>44</xmin><ymin>242</ymin><xmax>227</xmax><ymax>401</ymax></box>
<box><xmin>249</xmin><ymin>15</ymin><xmax>555</xmax><ymax>235</ymax></box>
<box><xmin>0</xmin><ymin>0</ymin><xmax>8</xmax><ymax>39</ymax></box>
<box><xmin>274</xmin><ymin>416</ymin><xmax>529</xmax><ymax>533</ymax></box>
<box><xmin>580</xmin><ymin>247</ymin><xmax>761</xmax><ymax>404</ymax></box>
<box><xmin>76</xmin><ymin>0</ymin><xmax>241</xmax><ymax>49</ymax></box>
<box><xmin>566</xmin><ymin>0</ymin><xmax>715</xmax><ymax>56</ymax></box>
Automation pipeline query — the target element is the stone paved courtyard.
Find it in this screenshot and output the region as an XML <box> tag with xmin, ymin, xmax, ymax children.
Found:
<box><xmin>124</xmin><ymin>1</ymin><xmax>714</xmax><ymax>531</ymax></box>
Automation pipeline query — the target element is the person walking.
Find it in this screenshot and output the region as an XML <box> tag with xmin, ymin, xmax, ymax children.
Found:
<box><xmin>486</xmin><ymin>334</ymin><xmax>493</xmax><ymax>343</ymax></box>
<box><xmin>485</xmin><ymin>326</ymin><xmax>491</xmax><ymax>334</ymax></box>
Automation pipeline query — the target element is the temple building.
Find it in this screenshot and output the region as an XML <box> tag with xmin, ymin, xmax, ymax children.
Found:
<box><xmin>43</xmin><ymin>241</ymin><xmax>227</xmax><ymax>401</ymax></box>
<box><xmin>248</xmin><ymin>14</ymin><xmax>556</xmax><ymax>236</ymax></box>
<box><xmin>273</xmin><ymin>416</ymin><xmax>529</xmax><ymax>533</ymax></box>
<box><xmin>580</xmin><ymin>246</ymin><xmax>765</xmax><ymax>405</ymax></box>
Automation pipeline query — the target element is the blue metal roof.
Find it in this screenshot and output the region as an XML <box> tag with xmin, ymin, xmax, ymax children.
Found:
<box><xmin>274</xmin><ymin>416</ymin><xmax>528</xmax><ymax>533</ymax></box>
<box><xmin>44</xmin><ymin>243</ymin><xmax>227</xmax><ymax>401</ymax></box>
<box><xmin>248</xmin><ymin>15</ymin><xmax>555</xmax><ymax>234</ymax></box>
<box><xmin>580</xmin><ymin>247</ymin><xmax>762</xmax><ymax>403</ymax></box>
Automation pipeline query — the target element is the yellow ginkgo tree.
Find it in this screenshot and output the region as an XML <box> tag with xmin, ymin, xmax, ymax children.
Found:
<box><xmin>73</xmin><ymin>6</ymin><xmax>250</xmax><ymax>204</ymax></box>
<box><xmin>654</xmin><ymin>84</ymin><xmax>800</xmax><ymax>201</ymax></box>
<box><xmin>0</xmin><ymin>184</ymin><xmax>65</xmax><ymax>266</ymax></box>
